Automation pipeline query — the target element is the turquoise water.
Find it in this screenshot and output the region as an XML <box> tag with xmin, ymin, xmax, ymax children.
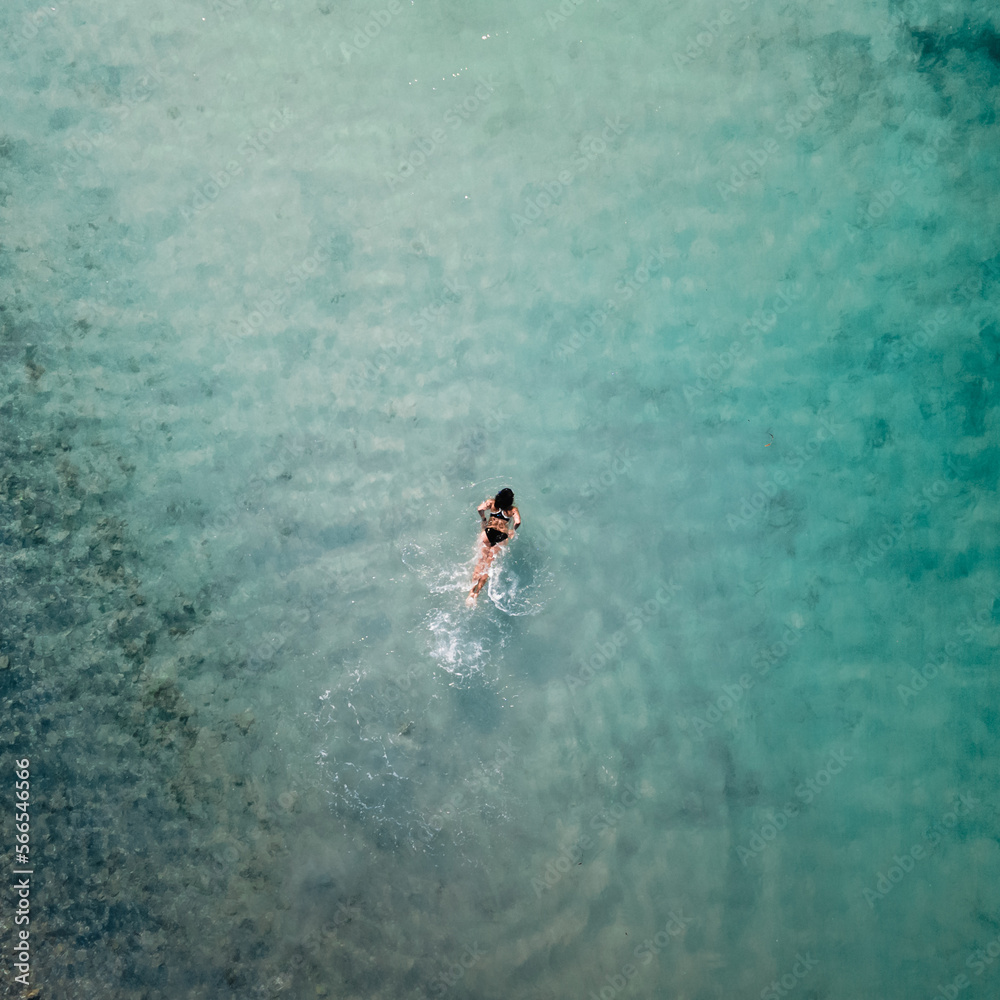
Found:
<box><xmin>2</xmin><ymin>0</ymin><xmax>999</xmax><ymax>997</ymax></box>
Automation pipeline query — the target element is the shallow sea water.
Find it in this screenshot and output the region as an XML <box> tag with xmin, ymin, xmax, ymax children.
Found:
<box><xmin>2</xmin><ymin>0</ymin><xmax>999</xmax><ymax>998</ymax></box>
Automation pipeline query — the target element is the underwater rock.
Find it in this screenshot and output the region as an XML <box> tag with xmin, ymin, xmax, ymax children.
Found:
<box><xmin>235</xmin><ymin>708</ymin><xmax>255</xmax><ymax>733</ymax></box>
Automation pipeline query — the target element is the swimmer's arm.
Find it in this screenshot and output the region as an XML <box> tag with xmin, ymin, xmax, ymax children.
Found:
<box><xmin>511</xmin><ymin>507</ymin><xmax>521</xmax><ymax>530</ymax></box>
<box><xmin>477</xmin><ymin>499</ymin><xmax>493</xmax><ymax>520</ymax></box>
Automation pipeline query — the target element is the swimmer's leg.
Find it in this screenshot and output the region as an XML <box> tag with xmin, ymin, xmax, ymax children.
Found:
<box><xmin>467</xmin><ymin>540</ymin><xmax>496</xmax><ymax>603</ymax></box>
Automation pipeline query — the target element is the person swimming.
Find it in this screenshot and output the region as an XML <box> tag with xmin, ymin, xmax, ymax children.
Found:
<box><xmin>467</xmin><ymin>487</ymin><xmax>521</xmax><ymax>604</ymax></box>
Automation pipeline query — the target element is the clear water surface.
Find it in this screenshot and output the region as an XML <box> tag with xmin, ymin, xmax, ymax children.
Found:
<box><xmin>1</xmin><ymin>1</ymin><xmax>999</xmax><ymax>998</ymax></box>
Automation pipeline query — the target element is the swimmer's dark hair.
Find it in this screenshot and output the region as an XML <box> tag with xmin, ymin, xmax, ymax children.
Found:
<box><xmin>494</xmin><ymin>488</ymin><xmax>514</xmax><ymax>509</ymax></box>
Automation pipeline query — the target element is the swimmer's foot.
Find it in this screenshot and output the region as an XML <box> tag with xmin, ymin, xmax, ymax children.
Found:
<box><xmin>465</xmin><ymin>593</ymin><xmax>477</xmax><ymax>607</ymax></box>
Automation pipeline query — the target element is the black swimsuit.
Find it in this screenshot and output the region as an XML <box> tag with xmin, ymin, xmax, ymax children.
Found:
<box><xmin>484</xmin><ymin>508</ymin><xmax>510</xmax><ymax>547</ymax></box>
